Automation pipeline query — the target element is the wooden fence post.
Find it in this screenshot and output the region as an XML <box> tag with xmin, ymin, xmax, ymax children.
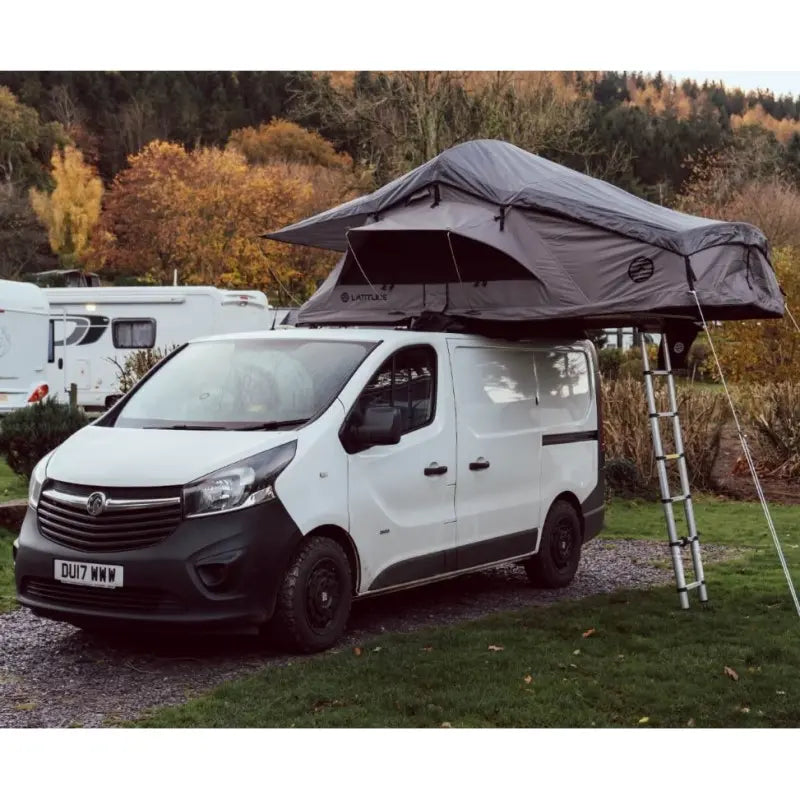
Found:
<box><xmin>69</xmin><ymin>383</ymin><xmax>78</xmax><ymax>409</ymax></box>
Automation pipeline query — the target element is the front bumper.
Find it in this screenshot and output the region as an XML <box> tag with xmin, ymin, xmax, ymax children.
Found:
<box><xmin>14</xmin><ymin>499</ymin><xmax>302</xmax><ymax>633</ymax></box>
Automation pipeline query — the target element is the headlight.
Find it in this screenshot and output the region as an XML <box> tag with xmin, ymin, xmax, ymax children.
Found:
<box><xmin>28</xmin><ymin>454</ymin><xmax>50</xmax><ymax>509</ymax></box>
<box><xmin>183</xmin><ymin>441</ymin><xmax>297</xmax><ymax>518</ymax></box>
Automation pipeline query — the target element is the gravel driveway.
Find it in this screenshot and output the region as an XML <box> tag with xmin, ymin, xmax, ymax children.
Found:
<box><xmin>0</xmin><ymin>538</ymin><xmax>733</xmax><ymax>728</ymax></box>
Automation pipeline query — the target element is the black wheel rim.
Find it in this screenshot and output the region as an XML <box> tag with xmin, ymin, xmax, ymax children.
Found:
<box><xmin>551</xmin><ymin>516</ymin><xmax>577</xmax><ymax>570</ymax></box>
<box><xmin>305</xmin><ymin>557</ymin><xmax>342</xmax><ymax>633</ymax></box>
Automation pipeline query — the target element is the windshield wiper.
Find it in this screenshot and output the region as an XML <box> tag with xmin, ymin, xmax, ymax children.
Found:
<box><xmin>232</xmin><ymin>418</ymin><xmax>310</xmax><ymax>431</ymax></box>
<box><xmin>142</xmin><ymin>424</ymin><xmax>231</xmax><ymax>430</ymax></box>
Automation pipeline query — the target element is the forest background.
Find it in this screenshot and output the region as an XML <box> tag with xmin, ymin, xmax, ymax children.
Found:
<box><xmin>3</xmin><ymin>70</ymin><xmax>800</xmax><ymax>381</ymax></box>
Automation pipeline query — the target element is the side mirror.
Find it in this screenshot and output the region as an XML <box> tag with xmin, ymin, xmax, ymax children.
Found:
<box><xmin>352</xmin><ymin>406</ymin><xmax>402</xmax><ymax>447</ymax></box>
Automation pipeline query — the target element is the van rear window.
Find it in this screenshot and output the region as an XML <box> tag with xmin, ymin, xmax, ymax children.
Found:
<box><xmin>535</xmin><ymin>349</ymin><xmax>591</xmax><ymax>421</ymax></box>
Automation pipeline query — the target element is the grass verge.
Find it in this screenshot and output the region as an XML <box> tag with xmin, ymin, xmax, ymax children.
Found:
<box><xmin>0</xmin><ymin>527</ymin><xmax>17</xmax><ymax>612</ymax></box>
<box><xmin>132</xmin><ymin>499</ymin><xmax>800</xmax><ymax>728</ymax></box>
<box><xmin>0</xmin><ymin>459</ymin><xmax>27</xmax><ymax>503</ymax></box>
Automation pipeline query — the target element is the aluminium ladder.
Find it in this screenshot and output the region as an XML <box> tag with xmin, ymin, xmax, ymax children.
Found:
<box><xmin>640</xmin><ymin>333</ymin><xmax>708</xmax><ymax>609</ymax></box>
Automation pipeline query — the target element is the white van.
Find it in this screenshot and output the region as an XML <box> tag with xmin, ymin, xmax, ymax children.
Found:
<box><xmin>0</xmin><ymin>280</ymin><xmax>51</xmax><ymax>414</ymax></box>
<box><xmin>44</xmin><ymin>286</ymin><xmax>276</xmax><ymax>409</ymax></box>
<box><xmin>13</xmin><ymin>328</ymin><xmax>604</xmax><ymax>651</ymax></box>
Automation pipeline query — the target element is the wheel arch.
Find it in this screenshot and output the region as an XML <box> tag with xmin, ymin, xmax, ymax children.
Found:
<box><xmin>303</xmin><ymin>525</ymin><xmax>361</xmax><ymax>594</ymax></box>
<box><xmin>547</xmin><ymin>491</ymin><xmax>585</xmax><ymax>541</ymax></box>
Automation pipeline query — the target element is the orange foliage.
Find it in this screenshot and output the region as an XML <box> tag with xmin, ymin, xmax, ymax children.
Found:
<box><xmin>228</xmin><ymin>118</ymin><xmax>353</xmax><ymax>169</ymax></box>
<box><xmin>731</xmin><ymin>103</ymin><xmax>800</xmax><ymax>144</ymax></box>
<box><xmin>625</xmin><ymin>77</ymin><xmax>694</xmax><ymax>120</ymax></box>
<box><xmin>92</xmin><ymin>138</ymin><xmax>356</xmax><ymax>303</ymax></box>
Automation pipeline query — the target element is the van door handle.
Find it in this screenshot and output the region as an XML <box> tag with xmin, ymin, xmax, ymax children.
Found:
<box><xmin>469</xmin><ymin>458</ymin><xmax>491</xmax><ymax>471</ymax></box>
<box><xmin>424</xmin><ymin>463</ymin><xmax>448</xmax><ymax>476</ymax></box>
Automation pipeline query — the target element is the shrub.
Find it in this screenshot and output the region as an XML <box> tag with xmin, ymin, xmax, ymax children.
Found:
<box><xmin>109</xmin><ymin>345</ymin><xmax>180</xmax><ymax>395</ymax></box>
<box><xmin>597</xmin><ymin>348</ymin><xmax>623</xmax><ymax>380</ymax></box>
<box><xmin>605</xmin><ymin>456</ymin><xmax>654</xmax><ymax>499</ymax></box>
<box><xmin>736</xmin><ymin>382</ymin><xmax>800</xmax><ymax>479</ymax></box>
<box><xmin>602</xmin><ymin>377</ymin><xmax>729</xmax><ymax>494</ymax></box>
<box><xmin>0</xmin><ymin>398</ymin><xmax>89</xmax><ymax>480</ymax></box>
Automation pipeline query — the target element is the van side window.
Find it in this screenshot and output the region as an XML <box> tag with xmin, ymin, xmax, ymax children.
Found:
<box><xmin>534</xmin><ymin>349</ymin><xmax>591</xmax><ymax>421</ymax></box>
<box><xmin>356</xmin><ymin>346</ymin><xmax>436</xmax><ymax>435</ymax></box>
<box><xmin>112</xmin><ymin>319</ymin><xmax>156</xmax><ymax>349</ymax></box>
<box><xmin>451</xmin><ymin>347</ymin><xmax>537</xmax><ymax>434</ymax></box>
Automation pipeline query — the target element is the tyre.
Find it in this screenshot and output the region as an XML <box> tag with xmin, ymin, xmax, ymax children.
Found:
<box><xmin>525</xmin><ymin>500</ymin><xmax>582</xmax><ymax>589</ymax></box>
<box><xmin>271</xmin><ymin>537</ymin><xmax>353</xmax><ymax>653</ymax></box>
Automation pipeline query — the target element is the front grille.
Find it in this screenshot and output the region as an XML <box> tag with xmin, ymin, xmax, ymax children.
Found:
<box><xmin>22</xmin><ymin>577</ymin><xmax>183</xmax><ymax>614</ymax></box>
<box><xmin>37</xmin><ymin>482</ymin><xmax>182</xmax><ymax>552</ymax></box>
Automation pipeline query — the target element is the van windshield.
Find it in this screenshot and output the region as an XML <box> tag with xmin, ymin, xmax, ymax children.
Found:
<box><xmin>113</xmin><ymin>338</ymin><xmax>377</xmax><ymax>430</ymax></box>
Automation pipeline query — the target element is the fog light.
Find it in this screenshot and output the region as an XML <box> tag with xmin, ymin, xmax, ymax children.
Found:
<box><xmin>195</xmin><ymin>549</ymin><xmax>244</xmax><ymax>591</ymax></box>
<box><xmin>197</xmin><ymin>563</ymin><xmax>231</xmax><ymax>589</ymax></box>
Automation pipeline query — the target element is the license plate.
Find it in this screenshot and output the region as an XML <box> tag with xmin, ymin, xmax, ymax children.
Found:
<box><xmin>54</xmin><ymin>559</ymin><xmax>124</xmax><ymax>589</ymax></box>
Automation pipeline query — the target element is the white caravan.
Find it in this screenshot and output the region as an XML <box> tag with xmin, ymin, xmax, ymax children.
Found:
<box><xmin>14</xmin><ymin>327</ymin><xmax>605</xmax><ymax>652</ymax></box>
<box><xmin>44</xmin><ymin>286</ymin><xmax>277</xmax><ymax>409</ymax></box>
<box><xmin>0</xmin><ymin>280</ymin><xmax>51</xmax><ymax>414</ymax></box>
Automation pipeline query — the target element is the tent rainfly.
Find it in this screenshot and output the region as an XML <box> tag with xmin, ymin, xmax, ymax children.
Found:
<box><xmin>262</xmin><ymin>139</ymin><xmax>785</xmax><ymax>331</ymax></box>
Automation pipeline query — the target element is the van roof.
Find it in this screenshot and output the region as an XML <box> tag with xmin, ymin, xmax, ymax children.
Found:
<box><xmin>42</xmin><ymin>286</ymin><xmax>270</xmax><ymax>309</ymax></box>
<box><xmin>0</xmin><ymin>279</ymin><xmax>49</xmax><ymax>313</ymax></box>
<box><xmin>195</xmin><ymin>326</ymin><xmax>591</xmax><ymax>349</ymax></box>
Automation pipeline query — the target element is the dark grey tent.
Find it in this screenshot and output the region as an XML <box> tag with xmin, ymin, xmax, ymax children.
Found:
<box><xmin>262</xmin><ymin>140</ymin><xmax>784</xmax><ymax>331</ymax></box>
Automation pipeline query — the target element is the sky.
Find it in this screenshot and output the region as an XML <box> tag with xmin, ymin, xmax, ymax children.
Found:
<box><xmin>666</xmin><ymin>72</ymin><xmax>800</xmax><ymax>98</ymax></box>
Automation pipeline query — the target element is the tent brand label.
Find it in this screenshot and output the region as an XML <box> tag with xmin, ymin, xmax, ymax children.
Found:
<box><xmin>340</xmin><ymin>291</ymin><xmax>388</xmax><ymax>303</ymax></box>
<box><xmin>628</xmin><ymin>256</ymin><xmax>655</xmax><ymax>283</ymax></box>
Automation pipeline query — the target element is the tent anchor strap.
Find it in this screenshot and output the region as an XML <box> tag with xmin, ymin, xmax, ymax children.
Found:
<box><xmin>691</xmin><ymin>291</ymin><xmax>800</xmax><ymax>619</ymax></box>
<box><xmin>641</xmin><ymin>332</ymin><xmax>707</xmax><ymax>609</ymax></box>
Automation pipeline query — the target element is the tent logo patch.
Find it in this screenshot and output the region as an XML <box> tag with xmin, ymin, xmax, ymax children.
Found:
<box><xmin>628</xmin><ymin>256</ymin><xmax>655</xmax><ymax>283</ymax></box>
<box><xmin>340</xmin><ymin>291</ymin><xmax>388</xmax><ymax>303</ymax></box>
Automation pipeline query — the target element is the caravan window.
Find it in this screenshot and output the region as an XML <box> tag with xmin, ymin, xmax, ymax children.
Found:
<box><xmin>113</xmin><ymin>319</ymin><xmax>156</xmax><ymax>349</ymax></box>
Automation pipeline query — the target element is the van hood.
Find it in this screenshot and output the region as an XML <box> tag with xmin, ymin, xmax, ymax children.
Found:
<box><xmin>46</xmin><ymin>424</ymin><xmax>300</xmax><ymax>488</ymax></box>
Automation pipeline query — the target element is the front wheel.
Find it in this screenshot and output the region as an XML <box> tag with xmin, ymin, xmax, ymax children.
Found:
<box><xmin>271</xmin><ymin>537</ymin><xmax>353</xmax><ymax>653</ymax></box>
<box><xmin>525</xmin><ymin>500</ymin><xmax>582</xmax><ymax>588</ymax></box>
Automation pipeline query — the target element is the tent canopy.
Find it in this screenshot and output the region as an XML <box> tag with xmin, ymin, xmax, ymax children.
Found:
<box><xmin>263</xmin><ymin>140</ymin><xmax>784</xmax><ymax>329</ymax></box>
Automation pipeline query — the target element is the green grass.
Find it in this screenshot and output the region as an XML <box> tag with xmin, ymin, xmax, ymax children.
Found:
<box><xmin>0</xmin><ymin>459</ymin><xmax>27</xmax><ymax>503</ymax></box>
<box><xmin>0</xmin><ymin>527</ymin><xmax>17</xmax><ymax>612</ymax></box>
<box><xmin>132</xmin><ymin>498</ymin><xmax>800</xmax><ymax>728</ymax></box>
<box><xmin>606</xmin><ymin>495</ymin><xmax>800</xmax><ymax>549</ymax></box>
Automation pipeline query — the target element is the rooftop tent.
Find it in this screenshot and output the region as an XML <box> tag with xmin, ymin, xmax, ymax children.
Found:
<box><xmin>262</xmin><ymin>140</ymin><xmax>784</xmax><ymax>329</ymax></box>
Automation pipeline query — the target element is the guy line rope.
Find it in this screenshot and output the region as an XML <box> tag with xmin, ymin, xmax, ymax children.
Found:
<box><xmin>691</xmin><ymin>290</ymin><xmax>800</xmax><ymax>619</ymax></box>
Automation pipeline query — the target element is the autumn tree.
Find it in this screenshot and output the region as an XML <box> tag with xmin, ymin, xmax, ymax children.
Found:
<box><xmin>0</xmin><ymin>86</ymin><xmax>69</xmax><ymax>190</ymax></box>
<box><xmin>228</xmin><ymin>118</ymin><xmax>353</xmax><ymax>168</ymax></box>
<box><xmin>678</xmin><ymin>129</ymin><xmax>800</xmax><ymax>249</ymax></box>
<box><xmin>706</xmin><ymin>247</ymin><xmax>800</xmax><ymax>383</ymax></box>
<box><xmin>29</xmin><ymin>145</ymin><xmax>103</xmax><ymax>268</ymax></box>
<box><xmin>93</xmin><ymin>136</ymin><xmax>355</xmax><ymax>302</ymax></box>
<box><xmin>0</xmin><ymin>187</ymin><xmax>54</xmax><ymax>278</ymax></box>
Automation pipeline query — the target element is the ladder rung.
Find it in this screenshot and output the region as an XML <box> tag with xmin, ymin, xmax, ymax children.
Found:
<box><xmin>661</xmin><ymin>494</ymin><xmax>690</xmax><ymax>504</ymax></box>
<box><xmin>650</xmin><ymin>411</ymin><xmax>678</xmax><ymax>419</ymax></box>
<box><xmin>684</xmin><ymin>580</ymin><xmax>705</xmax><ymax>591</ymax></box>
<box><xmin>656</xmin><ymin>453</ymin><xmax>683</xmax><ymax>461</ymax></box>
<box><xmin>669</xmin><ymin>536</ymin><xmax>699</xmax><ymax>548</ymax></box>
<box><xmin>644</xmin><ymin>369</ymin><xmax>671</xmax><ymax>376</ymax></box>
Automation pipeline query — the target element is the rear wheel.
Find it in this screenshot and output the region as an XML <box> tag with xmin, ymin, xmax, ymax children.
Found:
<box><xmin>525</xmin><ymin>500</ymin><xmax>582</xmax><ymax>588</ymax></box>
<box><xmin>271</xmin><ymin>537</ymin><xmax>353</xmax><ymax>653</ymax></box>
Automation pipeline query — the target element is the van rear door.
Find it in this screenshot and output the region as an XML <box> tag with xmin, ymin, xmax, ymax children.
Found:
<box><xmin>448</xmin><ymin>341</ymin><xmax>542</xmax><ymax>568</ymax></box>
